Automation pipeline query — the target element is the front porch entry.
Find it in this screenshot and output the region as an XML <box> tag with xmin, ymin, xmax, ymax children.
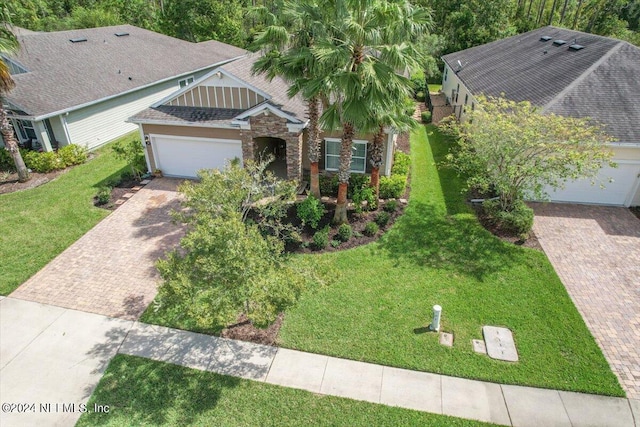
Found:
<box><xmin>254</xmin><ymin>136</ymin><xmax>288</xmax><ymax>180</ymax></box>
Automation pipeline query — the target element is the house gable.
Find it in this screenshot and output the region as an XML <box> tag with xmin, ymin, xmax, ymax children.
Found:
<box><xmin>161</xmin><ymin>68</ymin><xmax>271</xmax><ymax>110</ymax></box>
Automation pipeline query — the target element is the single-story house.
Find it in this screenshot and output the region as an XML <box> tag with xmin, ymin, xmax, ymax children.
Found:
<box><xmin>129</xmin><ymin>53</ymin><xmax>397</xmax><ymax>181</ymax></box>
<box><xmin>440</xmin><ymin>26</ymin><xmax>640</xmax><ymax>207</ymax></box>
<box><xmin>1</xmin><ymin>25</ymin><xmax>247</xmax><ymax>151</ymax></box>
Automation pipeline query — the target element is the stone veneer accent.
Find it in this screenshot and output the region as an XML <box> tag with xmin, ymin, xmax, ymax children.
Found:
<box><xmin>240</xmin><ymin>113</ymin><xmax>303</xmax><ymax>181</ymax></box>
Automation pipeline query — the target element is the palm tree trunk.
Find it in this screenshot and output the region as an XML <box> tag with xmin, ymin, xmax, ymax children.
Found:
<box><xmin>0</xmin><ymin>105</ymin><xmax>29</xmax><ymax>182</ymax></box>
<box><xmin>307</xmin><ymin>96</ymin><xmax>321</xmax><ymax>198</ymax></box>
<box><xmin>369</xmin><ymin>125</ymin><xmax>385</xmax><ymax>202</ymax></box>
<box><xmin>527</xmin><ymin>0</ymin><xmax>534</xmax><ymax>19</ymax></box>
<box><xmin>333</xmin><ymin>121</ymin><xmax>355</xmax><ymax>224</ymax></box>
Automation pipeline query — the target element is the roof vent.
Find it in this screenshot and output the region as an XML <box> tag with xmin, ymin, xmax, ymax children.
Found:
<box><xmin>540</xmin><ymin>36</ymin><xmax>552</xmax><ymax>41</ymax></box>
<box><xmin>552</xmin><ymin>39</ymin><xmax>567</xmax><ymax>46</ymax></box>
<box><xmin>568</xmin><ymin>44</ymin><xmax>584</xmax><ymax>51</ymax></box>
<box><xmin>114</xmin><ymin>32</ymin><xmax>129</xmax><ymax>37</ymax></box>
<box><xmin>69</xmin><ymin>37</ymin><xmax>87</xmax><ymax>43</ymax></box>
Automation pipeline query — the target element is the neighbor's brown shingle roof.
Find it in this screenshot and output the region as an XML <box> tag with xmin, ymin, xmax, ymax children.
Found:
<box><xmin>442</xmin><ymin>26</ymin><xmax>640</xmax><ymax>143</ymax></box>
<box><xmin>6</xmin><ymin>25</ymin><xmax>247</xmax><ymax>118</ymax></box>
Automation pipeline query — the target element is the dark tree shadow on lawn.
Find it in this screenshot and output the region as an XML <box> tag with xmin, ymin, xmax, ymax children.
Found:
<box><xmin>378</xmin><ymin>201</ymin><xmax>520</xmax><ymax>280</ymax></box>
<box><xmin>80</xmin><ymin>354</ymin><xmax>241</xmax><ymax>426</ymax></box>
<box><xmin>378</xmin><ymin>128</ymin><xmax>525</xmax><ymax>280</ymax></box>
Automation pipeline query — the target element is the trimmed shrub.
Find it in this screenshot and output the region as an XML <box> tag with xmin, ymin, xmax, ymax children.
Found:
<box><xmin>312</xmin><ymin>226</ymin><xmax>330</xmax><ymax>249</ymax></box>
<box><xmin>352</xmin><ymin>185</ymin><xmax>377</xmax><ymax>212</ymax></box>
<box><xmin>57</xmin><ymin>144</ymin><xmax>88</xmax><ymax>167</ymax></box>
<box><xmin>375</xmin><ymin>211</ymin><xmax>391</xmax><ymax>228</ymax></box>
<box><xmin>297</xmin><ymin>196</ymin><xmax>324</xmax><ymax>229</ymax></box>
<box><xmin>379</xmin><ymin>174</ymin><xmax>407</xmax><ymax>199</ymax></box>
<box><xmin>337</xmin><ymin>223</ymin><xmax>352</xmax><ymax>241</ymax></box>
<box><xmin>416</xmin><ymin>91</ymin><xmax>425</xmax><ymax>102</ymax></box>
<box><xmin>421</xmin><ymin>111</ymin><xmax>432</xmax><ymax>124</ymax></box>
<box><xmin>383</xmin><ymin>200</ymin><xmax>398</xmax><ymax>213</ymax></box>
<box><xmin>391</xmin><ymin>151</ymin><xmax>411</xmax><ymax>175</ymax></box>
<box><xmin>95</xmin><ymin>186</ymin><xmax>111</xmax><ymax>205</ymax></box>
<box><xmin>319</xmin><ymin>174</ymin><xmax>339</xmax><ymax>196</ymax></box>
<box><xmin>363</xmin><ymin>221</ymin><xmax>379</xmax><ymax>236</ymax></box>
<box><xmin>483</xmin><ymin>199</ymin><xmax>534</xmax><ymax>236</ymax></box>
<box><xmin>330</xmin><ymin>239</ymin><xmax>341</xmax><ymax>248</ymax></box>
<box><xmin>0</xmin><ymin>148</ymin><xmax>15</xmax><ymax>171</ymax></box>
<box><xmin>23</xmin><ymin>151</ymin><xmax>60</xmax><ymax>173</ymax></box>
<box><xmin>112</xmin><ymin>137</ymin><xmax>146</xmax><ymax>179</ymax></box>
<box><xmin>347</xmin><ymin>174</ymin><xmax>370</xmax><ymax>198</ymax></box>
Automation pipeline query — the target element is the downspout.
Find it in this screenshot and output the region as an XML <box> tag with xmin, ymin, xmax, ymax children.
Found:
<box><xmin>384</xmin><ymin>131</ymin><xmax>395</xmax><ymax>176</ymax></box>
<box><xmin>138</xmin><ymin>124</ymin><xmax>152</xmax><ymax>174</ymax></box>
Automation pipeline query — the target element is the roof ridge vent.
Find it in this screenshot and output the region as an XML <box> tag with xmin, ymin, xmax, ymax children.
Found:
<box><xmin>552</xmin><ymin>39</ymin><xmax>567</xmax><ymax>46</ymax></box>
<box><xmin>69</xmin><ymin>37</ymin><xmax>87</xmax><ymax>43</ymax></box>
<box><xmin>540</xmin><ymin>36</ymin><xmax>552</xmax><ymax>41</ymax></box>
<box><xmin>114</xmin><ymin>32</ymin><xmax>130</xmax><ymax>37</ymax></box>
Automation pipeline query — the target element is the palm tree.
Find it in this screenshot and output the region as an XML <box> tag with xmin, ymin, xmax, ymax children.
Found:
<box><xmin>0</xmin><ymin>11</ymin><xmax>29</xmax><ymax>182</ymax></box>
<box><xmin>251</xmin><ymin>0</ymin><xmax>329</xmax><ymax>198</ymax></box>
<box><xmin>318</xmin><ymin>0</ymin><xmax>430</xmax><ymax>223</ymax></box>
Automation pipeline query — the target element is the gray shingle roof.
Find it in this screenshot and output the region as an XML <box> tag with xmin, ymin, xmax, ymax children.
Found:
<box><xmin>442</xmin><ymin>26</ymin><xmax>640</xmax><ymax>142</ymax></box>
<box><xmin>130</xmin><ymin>52</ymin><xmax>308</xmax><ymax>127</ymax></box>
<box><xmin>6</xmin><ymin>25</ymin><xmax>247</xmax><ymax>117</ymax></box>
<box><xmin>131</xmin><ymin>105</ymin><xmax>244</xmax><ymax>126</ymax></box>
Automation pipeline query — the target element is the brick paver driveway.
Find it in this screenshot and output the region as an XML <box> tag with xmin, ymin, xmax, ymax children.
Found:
<box><xmin>532</xmin><ymin>203</ymin><xmax>640</xmax><ymax>399</ymax></box>
<box><xmin>11</xmin><ymin>178</ymin><xmax>185</xmax><ymax>320</ymax></box>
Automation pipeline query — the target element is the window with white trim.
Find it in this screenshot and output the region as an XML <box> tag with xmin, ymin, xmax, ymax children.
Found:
<box><xmin>16</xmin><ymin>119</ymin><xmax>36</xmax><ymax>141</ymax></box>
<box><xmin>325</xmin><ymin>138</ymin><xmax>367</xmax><ymax>174</ymax></box>
<box><xmin>179</xmin><ymin>76</ymin><xmax>194</xmax><ymax>88</ymax></box>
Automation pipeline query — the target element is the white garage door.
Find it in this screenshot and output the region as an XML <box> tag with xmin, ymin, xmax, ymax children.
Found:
<box><xmin>546</xmin><ymin>161</ymin><xmax>640</xmax><ymax>207</ymax></box>
<box><xmin>151</xmin><ymin>135</ymin><xmax>243</xmax><ymax>178</ymax></box>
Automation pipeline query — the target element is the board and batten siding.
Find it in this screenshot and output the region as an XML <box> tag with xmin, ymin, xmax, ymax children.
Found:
<box><xmin>166</xmin><ymin>73</ymin><xmax>266</xmax><ymax>110</ymax></box>
<box><xmin>65</xmin><ymin>70</ymin><xmax>211</xmax><ymax>150</ymax></box>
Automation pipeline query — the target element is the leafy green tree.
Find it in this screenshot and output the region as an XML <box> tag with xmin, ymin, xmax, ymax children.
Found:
<box><xmin>111</xmin><ymin>137</ymin><xmax>146</xmax><ymax>179</ymax></box>
<box><xmin>251</xmin><ymin>0</ymin><xmax>330</xmax><ymax>199</ymax></box>
<box><xmin>0</xmin><ymin>7</ymin><xmax>29</xmax><ymax>182</ymax></box>
<box><xmin>156</xmin><ymin>158</ymin><xmax>318</xmax><ymax>329</ymax></box>
<box><xmin>442</xmin><ymin>95</ymin><xmax>615</xmax><ymax>212</ymax></box>
<box><xmin>159</xmin><ymin>0</ymin><xmax>246</xmax><ymax>46</ymax></box>
<box><xmin>319</xmin><ymin>0</ymin><xmax>430</xmax><ymax>223</ymax></box>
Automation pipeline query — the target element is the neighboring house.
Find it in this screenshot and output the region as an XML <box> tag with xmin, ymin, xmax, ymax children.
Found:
<box><xmin>129</xmin><ymin>52</ymin><xmax>397</xmax><ymax>181</ymax></box>
<box><xmin>1</xmin><ymin>25</ymin><xmax>247</xmax><ymax>151</ymax></box>
<box><xmin>441</xmin><ymin>26</ymin><xmax>640</xmax><ymax>207</ymax></box>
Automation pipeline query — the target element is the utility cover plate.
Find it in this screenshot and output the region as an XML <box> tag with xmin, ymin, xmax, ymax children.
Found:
<box><xmin>482</xmin><ymin>326</ymin><xmax>518</xmax><ymax>362</ymax></box>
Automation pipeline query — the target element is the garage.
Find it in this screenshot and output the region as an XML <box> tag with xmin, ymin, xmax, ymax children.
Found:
<box><xmin>151</xmin><ymin>135</ymin><xmax>243</xmax><ymax>178</ymax></box>
<box><xmin>547</xmin><ymin>161</ymin><xmax>640</xmax><ymax>207</ymax></box>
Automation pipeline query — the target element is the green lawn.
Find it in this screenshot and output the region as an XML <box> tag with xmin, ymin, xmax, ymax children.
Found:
<box><xmin>141</xmin><ymin>125</ymin><xmax>622</xmax><ymax>396</ymax></box>
<box><xmin>277</xmin><ymin>126</ymin><xmax>623</xmax><ymax>396</ymax></box>
<box><xmin>0</xmin><ymin>136</ymin><xmax>131</xmax><ymax>295</ymax></box>
<box><xmin>77</xmin><ymin>354</ymin><xmax>496</xmax><ymax>427</ymax></box>
<box><xmin>428</xmin><ymin>83</ymin><xmax>442</xmax><ymax>92</ymax></box>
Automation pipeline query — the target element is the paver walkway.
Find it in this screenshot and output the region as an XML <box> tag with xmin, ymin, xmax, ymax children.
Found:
<box><xmin>2</xmin><ymin>297</ymin><xmax>639</xmax><ymax>427</ymax></box>
<box><xmin>10</xmin><ymin>178</ymin><xmax>185</xmax><ymax>320</ymax></box>
<box><xmin>532</xmin><ymin>203</ymin><xmax>640</xmax><ymax>399</ymax></box>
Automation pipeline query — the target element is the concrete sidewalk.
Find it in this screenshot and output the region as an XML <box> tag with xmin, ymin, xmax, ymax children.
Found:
<box><xmin>122</xmin><ymin>321</ymin><xmax>640</xmax><ymax>427</ymax></box>
<box><xmin>2</xmin><ymin>298</ymin><xmax>639</xmax><ymax>427</ymax></box>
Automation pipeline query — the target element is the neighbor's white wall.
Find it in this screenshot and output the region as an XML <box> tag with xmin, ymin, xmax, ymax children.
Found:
<box><xmin>65</xmin><ymin>70</ymin><xmax>211</xmax><ymax>150</ymax></box>
<box><xmin>441</xmin><ymin>63</ymin><xmax>476</xmax><ymax>122</ymax></box>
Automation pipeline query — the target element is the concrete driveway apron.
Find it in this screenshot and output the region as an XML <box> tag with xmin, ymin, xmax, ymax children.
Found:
<box><xmin>532</xmin><ymin>203</ymin><xmax>640</xmax><ymax>399</ymax></box>
<box><xmin>10</xmin><ymin>178</ymin><xmax>185</xmax><ymax>320</ymax></box>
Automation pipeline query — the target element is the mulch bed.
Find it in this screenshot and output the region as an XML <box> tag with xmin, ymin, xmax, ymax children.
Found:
<box><xmin>473</xmin><ymin>205</ymin><xmax>543</xmax><ymax>251</ymax></box>
<box><xmin>94</xmin><ymin>177</ymin><xmax>147</xmax><ymax>210</ymax></box>
<box><xmin>286</xmin><ymin>198</ymin><xmax>407</xmax><ymax>254</ymax></box>
<box><xmin>0</xmin><ymin>169</ymin><xmax>69</xmax><ymax>194</ymax></box>
<box><xmin>221</xmin><ymin>313</ymin><xmax>284</xmax><ymax>346</ymax></box>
